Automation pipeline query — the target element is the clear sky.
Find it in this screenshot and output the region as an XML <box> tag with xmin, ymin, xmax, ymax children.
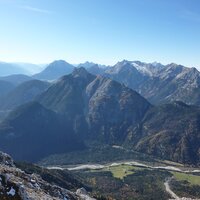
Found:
<box><xmin>0</xmin><ymin>0</ymin><xmax>200</xmax><ymax>68</ymax></box>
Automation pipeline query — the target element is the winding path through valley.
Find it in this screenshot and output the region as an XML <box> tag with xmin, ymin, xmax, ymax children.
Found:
<box><xmin>47</xmin><ymin>160</ymin><xmax>200</xmax><ymax>174</ymax></box>
<box><xmin>164</xmin><ymin>178</ymin><xmax>180</xmax><ymax>200</ymax></box>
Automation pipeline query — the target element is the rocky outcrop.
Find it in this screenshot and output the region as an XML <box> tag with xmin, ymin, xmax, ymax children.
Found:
<box><xmin>0</xmin><ymin>151</ymin><xmax>15</xmax><ymax>167</ymax></box>
<box><xmin>0</xmin><ymin>151</ymin><xmax>95</xmax><ymax>200</ymax></box>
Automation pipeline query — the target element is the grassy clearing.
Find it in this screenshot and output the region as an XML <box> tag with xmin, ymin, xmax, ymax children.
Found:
<box><xmin>107</xmin><ymin>165</ymin><xmax>136</xmax><ymax>179</ymax></box>
<box><xmin>173</xmin><ymin>172</ymin><xmax>200</xmax><ymax>186</ymax></box>
<box><xmin>92</xmin><ymin>164</ymin><xmax>142</xmax><ymax>179</ymax></box>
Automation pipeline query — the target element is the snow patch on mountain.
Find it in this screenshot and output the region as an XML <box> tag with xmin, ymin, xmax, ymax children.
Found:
<box><xmin>131</xmin><ymin>62</ymin><xmax>153</xmax><ymax>76</ymax></box>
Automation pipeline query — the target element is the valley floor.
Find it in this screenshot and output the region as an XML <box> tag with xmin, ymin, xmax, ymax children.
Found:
<box><xmin>46</xmin><ymin>159</ymin><xmax>200</xmax><ymax>200</ymax></box>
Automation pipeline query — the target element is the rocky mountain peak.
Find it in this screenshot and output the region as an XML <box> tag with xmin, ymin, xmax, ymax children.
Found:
<box><xmin>107</xmin><ymin>60</ymin><xmax>135</xmax><ymax>74</ymax></box>
<box><xmin>166</xmin><ymin>63</ymin><xmax>184</xmax><ymax>72</ymax></box>
<box><xmin>78</xmin><ymin>61</ymin><xmax>97</xmax><ymax>68</ymax></box>
<box><xmin>72</xmin><ymin>67</ymin><xmax>90</xmax><ymax>78</ymax></box>
<box><xmin>49</xmin><ymin>59</ymin><xmax>70</xmax><ymax>67</ymax></box>
<box><xmin>33</xmin><ymin>60</ymin><xmax>74</xmax><ymax>81</ymax></box>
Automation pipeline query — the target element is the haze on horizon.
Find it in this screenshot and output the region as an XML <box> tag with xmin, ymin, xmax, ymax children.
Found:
<box><xmin>0</xmin><ymin>0</ymin><xmax>200</xmax><ymax>69</ymax></box>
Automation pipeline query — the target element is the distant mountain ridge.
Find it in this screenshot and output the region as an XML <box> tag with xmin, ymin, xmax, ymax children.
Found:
<box><xmin>0</xmin><ymin>61</ymin><xmax>42</xmax><ymax>76</ymax></box>
<box><xmin>78</xmin><ymin>61</ymin><xmax>108</xmax><ymax>69</ymax></box>
<box><xmin>91</xmin><ymin>60</ymin><xmax>200</xmax><ymax>105</ymax></box>
<box><xmin>0</xmin><ymin>74</ymin><xmax>33</xmax><ymax>86</ymax></box>
<box><xmin>3</xmin><ymin>59</ymin><xmax>200</xmax><ymax>106</ymax></box>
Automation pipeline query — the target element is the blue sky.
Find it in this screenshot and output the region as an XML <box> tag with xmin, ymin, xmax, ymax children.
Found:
<box><xmin>0</xmin><ymin>0</ymin><xmax>200</xmax><ymax>68</ymax></box>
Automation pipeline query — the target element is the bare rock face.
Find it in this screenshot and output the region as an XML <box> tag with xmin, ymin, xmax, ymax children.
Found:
<box><xmin>0</xmin><ymin>151</ymin><xmax>95</xmax><ymax>200</ymax></box>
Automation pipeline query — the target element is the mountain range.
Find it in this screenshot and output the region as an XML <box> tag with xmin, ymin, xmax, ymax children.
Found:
<box><xmin>37</xmin><ymin>67</ymin><xmax>151</xmax><ymax>143</ymax></box>
<box><xmin>2</xmin><ymin>59</ymin><xmax>200</xmax><ymax>106</ymax></box>
<box><xmin>0</xmin><ymin>65</ymin><xmax>199</xmax><ymax>165</ymax></box>
<box><xmin>89</xmin><ymin>60</ymin><xmax>200</xmax><ymax>105</ymax></box>
<box><xmin>32</xmin><ymin>59</ymin><xmax>200</xmax><ymax>106</ymax></box>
